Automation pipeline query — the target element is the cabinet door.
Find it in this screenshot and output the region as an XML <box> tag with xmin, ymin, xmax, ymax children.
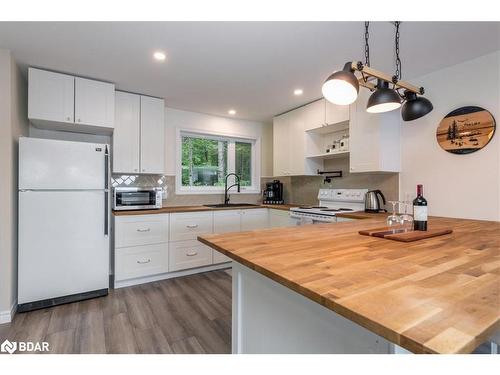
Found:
<box><xmin>288</xmin><ymin>107</ymin><xmax>306</xmax><ymax>176</ymax></box>
<box><xmin>140</xmin><ymin>96</ymin><xmax>165</xmax><ymax>174</ymax></box>
<box><xmin>213</xmin><ymin>210</ymin><xmax>242</xmax><ymax>233</ymax></box>
<box><xmin>241</xmin><ymin>209</ymin><xmax>269</xmax><ymax>231</ymax></box>
<box><xmin>74</xmin><ymin>77</ymin><xmax>115</xmax><ymax>128</ymax></box>
<box><xmin>273</xmin><ymin>113</ymin><xmax>290</xmax><ymax>176</ymax></box>
<box><xmin>28</xmin><ymin>68</ymin><xmax>74</xmax><ymax>124</ymax></box>
<box><xmin>269</xmin><ymin>209</ymin><xmax>295</xmax><ymax>228</ymax></box>
<box><xmin>212</xmin><ymin>210</ymin><xmax>240</xmax><ymax>263</ymax></box>
<box><xmin>349</xmin><ymin>90</ymin><xmax>400</xmax><ymax>173</ymax></box>
<box><xmin>325</xmin><ymin>99</ymin><xmax>349</xmax><ymax>125</ymax></box>
<box><xmin>303</xmin><ymin>99</ymin><xmax>326</xmax><ymax>131</ymax></box>
<box><xmin>113</xmin><ymin>92</ymin><xmax>140</xmax><ymax>173</ymax></box>
<box><xmin>349</xmin><ymin>90</ymin><xmax>381</xmax><ymax>173</ymax></box>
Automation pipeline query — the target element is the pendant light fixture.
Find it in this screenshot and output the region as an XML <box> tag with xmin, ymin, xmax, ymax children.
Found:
<box><xmin>321</xmin><ymin>22</ymin><xmax>433</xmax><ymax>122</ymax></box>
<box><xmin>401</xmin><ymin>90</ymin><xmax>433</xmax><ymax>121</ymax></box>
<box><xmin>366</xmin><ymin>80</ymin><xmax>401</xmax><ymax>113</ymax></box>
<box><xmin>321</xmin><ymin>62</ymin><xmax>359</xmax><ymax>105</ymax></box>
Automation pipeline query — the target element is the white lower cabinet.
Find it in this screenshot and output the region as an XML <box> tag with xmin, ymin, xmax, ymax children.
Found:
<box><xmin>115</xmin><ymin>243</ymin><xmax>168</xmax><ymax>281</ymax></box>
<box><xmin>269</xmin><ymin>209</ymin><xmax>298</xmax><ymax>228</ymax></box>
<box><xmin>241</xmin><ymin>208</ymin><xmax>269</xmax><ymax>230</ymax></box>
<box><xmin>115</xmin><ymin>214</ymin><xmax>169</xmax><ymax>248</ymax></box>
<box><xmin>170</xmin><ymin>211</ymin><xmax>213</xmax><ymax>241</ymax></box>
<box><xmin>169</xmin><ymin>240</ymin><xmax>214</xmax><ymax>272</ymax></box>
<box><xmin>114</xmin><ymin>208</ymin><xmax>303</xmax><ymax>287</ymax></box>
<box><xmin>213</xmin><ymin>210</ymin><xmax>241</xmax><ymax>263</ymax></box>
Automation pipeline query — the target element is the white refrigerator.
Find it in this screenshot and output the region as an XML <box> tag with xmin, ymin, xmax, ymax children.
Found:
<box><xmin>18</xmin><ymin>137</ymin><xmax>110</xmax><ymax>312</ymax></box>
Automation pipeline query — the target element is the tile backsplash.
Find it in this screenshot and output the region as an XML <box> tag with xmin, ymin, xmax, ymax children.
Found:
<box><xmin>113</xmin><ymin>159</ymin><xmax>399</xmax><ymax>209</ymax></box>
<box><xmin>265</xmin><ymin>158</ymin><xmax>399</xmax><ymax>208</ymax></box>
<box><xmin>111</xmin><ymin>174</ymin><xmax>168</xmax><ymax>198</ymax></box>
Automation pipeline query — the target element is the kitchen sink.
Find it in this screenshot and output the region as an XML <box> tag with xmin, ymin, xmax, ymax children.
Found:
<box><xmin>203</xmin><ymin>203</ymin><xmax>260</xmax><ymax>208</ymax></box>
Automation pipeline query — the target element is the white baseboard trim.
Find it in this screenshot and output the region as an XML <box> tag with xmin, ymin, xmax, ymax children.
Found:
<box><xmin>114</xmin><ymin>262</ymin><xmax>232</xmax><ymax>289</ymax></box>
<box><xmin>0</xmin><ymin>300</ymin><xmax>17</xmax><ymax>324</ymax></box>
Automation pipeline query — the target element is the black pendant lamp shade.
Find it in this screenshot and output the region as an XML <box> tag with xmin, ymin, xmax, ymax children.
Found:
<box><xmin>322</xmin><ymin>62</ymin><xmax>360</xmax><ymax>105</ymax></box>
<box><xmin>401</xmin><ymin>90</ymin><xmax>433</xmax><ymax>121</ymax></box>
<box><xmin>366</xmin><ymin>80</ymin><xmax>401</xmax><ymax>113</ymax></box>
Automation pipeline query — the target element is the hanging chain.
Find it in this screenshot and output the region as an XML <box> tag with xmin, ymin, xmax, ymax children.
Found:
<box><xmin>364</xmin><ymin>21</ymin><xmax>370</xmax><ymax>67</ymax></box>
<box><xmin>394</xmin><ymin>21</ymin><xmax>402</xmax><ymax>82</ymax></box>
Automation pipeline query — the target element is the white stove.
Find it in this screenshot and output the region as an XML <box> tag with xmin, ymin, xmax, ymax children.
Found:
<box><xmin>290</xmin><ymin>189</ymin><xmax>368</xmax><ymax>223</ymax></box>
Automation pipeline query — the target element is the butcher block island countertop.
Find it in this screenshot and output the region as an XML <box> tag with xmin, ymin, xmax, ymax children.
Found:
<box><xmin>198</xmin><ymin>216</ymin><xmax>500</xmax><ymax>354</ymax></box>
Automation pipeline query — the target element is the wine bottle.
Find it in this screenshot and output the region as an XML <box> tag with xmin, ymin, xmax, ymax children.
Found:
<box><xmin>413</xmin><ymin>184</ymin><xmax>428</xmax><ymax>231</ymax></box>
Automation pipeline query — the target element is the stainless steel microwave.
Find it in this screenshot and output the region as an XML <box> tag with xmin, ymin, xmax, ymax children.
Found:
<box><xmin>113</xmin><ymin>187</ymin><xmax>162</xmax><ymax>211</ymax></box>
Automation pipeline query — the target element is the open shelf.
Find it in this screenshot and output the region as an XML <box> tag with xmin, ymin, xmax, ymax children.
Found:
<box><xmin>306</xmin><ymin>150</ymin><xmax>349</xmax><ymax>160</ymax></box>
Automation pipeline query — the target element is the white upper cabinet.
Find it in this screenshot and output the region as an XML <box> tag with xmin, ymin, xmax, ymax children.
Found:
<box><xmin>113</xmin><ymin>93</ymin><xmax>165</xmax><ymax>174</ymax></box>
<box><xmin>273</xmin><ymin>112</ymin><xmax>291</xmax><ymax>176</ymax></box>
<box><xmin>325</xmin><ymin>99</ymin><xmax>349</xmax><ymax>125</ymax></box>
<box><xmin>140</xmin><ymin>96</ymin><xmax>165</xmax><ymax>174</ymax></box>
<box><xmin>303</xmin><ymin>99</ymin><xmax>326</xmax><ymax>131</ymax></box>
<box><xmin>74</xmin><ymin>77</ymin><xmax>115</xmax><ymax>129</ymax></box>
<box><xmin>302</xmin><ymin>99</ymin><xmax>349</xmax><ymax>131</ymax></box>
<box><xmin>273</xmin><ymin>107</ymin><xmax>322</xmax><ymax>176</ymax></box>
<box><xmin>113</xmin><ymin>91</ymin><xmax>141</xmax><ymax>173</ymax></box>
<box><xmin>28</xmin><ymin>68</ymin><xmax>115</xmax><ymax>134</ymax></box>
<box><xmin>349</xmin><ymin>89</ymin><xmax>401</xmax><ymax>173</ymax></box>
<box><xmin>28</xmin><ymin>68</ymin><xmax>74</xmax><ymax>124</ymax></box>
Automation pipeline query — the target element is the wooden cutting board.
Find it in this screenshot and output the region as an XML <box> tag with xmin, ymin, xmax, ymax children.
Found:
<box><xmin>359</xmin><ymin>226</ymin><xmax>453</xmax><ymax>242</ymax></box>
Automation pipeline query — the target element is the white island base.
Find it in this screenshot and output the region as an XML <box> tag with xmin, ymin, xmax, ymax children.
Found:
<box><xmin>231</xmin><ymin>263</ymin><xmax>410</xmax><ymax>354</ymax></box>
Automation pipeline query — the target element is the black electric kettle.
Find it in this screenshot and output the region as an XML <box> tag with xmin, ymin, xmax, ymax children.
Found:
<box><xmin>364</xmin><ymin>190</ymin><xmax>387</xmax><ymax>212</ymax></box>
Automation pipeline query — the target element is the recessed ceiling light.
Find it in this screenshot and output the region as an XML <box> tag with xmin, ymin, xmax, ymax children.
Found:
<box><xmin>228</xmin><ymin>109</ymin><xmax>236</xmax><ymax>115</ymax></box>
<box><xmin>294</xmin><ymin>89</ymin><xmax>303</xmax><ymax>96</ymax></box>
<box><xmin>153</xmin><ymin>51</ymin><xmax>166</xmax><ymax>61</ymax></box>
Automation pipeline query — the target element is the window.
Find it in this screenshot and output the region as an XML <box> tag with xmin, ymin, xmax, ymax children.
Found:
<box><xmin>235</xmin><ymin>142</ymin><xmax>252</xmax><ymax>186</ymax></box>
<box><xmin>178</xmin><ymin>131</ymin><xmax>259</xmax><ymax>194</ymax></box>
<box><xmin>181</xmin><ymin>135</ymin><xmax>228</xmax><ymax>187</ymax></box>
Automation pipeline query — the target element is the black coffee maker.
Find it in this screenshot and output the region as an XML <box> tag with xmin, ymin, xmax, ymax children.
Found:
<box><xmin>263</xmin><ymin>180</ymin><xmax>284</xmax><ymax>204</ymax></box>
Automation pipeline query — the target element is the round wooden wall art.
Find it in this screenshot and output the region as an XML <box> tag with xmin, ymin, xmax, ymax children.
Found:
<box><xmin>436</xmin><ymin>106</ymin><xmax>496</xmax><ymax>154</ymax></box>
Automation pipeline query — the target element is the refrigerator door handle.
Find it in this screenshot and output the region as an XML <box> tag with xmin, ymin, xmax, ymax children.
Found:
<box><xmin>104</xmin><ymin>145</ymin><xmax>109</xmax><ymax>236</ymax></box>
<box><xmin>104</xmin><ymin>145</ymin><xmax>109</xmax><ymax>190</ymax></box>
<box><xmin>104</xmin><ymin>190</ymin><xmax>109</xmax><ymax>236</ymax></box>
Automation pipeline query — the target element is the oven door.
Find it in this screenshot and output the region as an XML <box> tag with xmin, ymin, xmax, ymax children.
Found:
<box><xmin>114</xmin><ymin>189</ymin><xmax>159</xmax><ymax>210</ymax></box>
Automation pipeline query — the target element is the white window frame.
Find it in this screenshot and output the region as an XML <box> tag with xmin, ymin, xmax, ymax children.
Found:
<box><xmin>175</xmin><ymin>128</ymin><xmax>261</xmax><ymax>195</ymax></box>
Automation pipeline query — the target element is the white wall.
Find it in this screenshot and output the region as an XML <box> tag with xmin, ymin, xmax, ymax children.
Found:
<box><xmin>164</xmin><ymin>107</ymin><xmax>273</xmax><ymax>177</ymax></box>
<box><xmin>0</xmin><ymin>50</ymin><xmax>29</xmax><ymax>322</ymax></box>
<box><xmin>400</xmin><ymin>51</ymin><xmax>500</xmax><ymax>221</ymax></box>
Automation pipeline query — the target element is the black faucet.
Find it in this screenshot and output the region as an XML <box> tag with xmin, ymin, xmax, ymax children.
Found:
<box><xmin>224</xmin><ymin>173</ymin><xmax>241</xmax><ymax>205</ymax></box>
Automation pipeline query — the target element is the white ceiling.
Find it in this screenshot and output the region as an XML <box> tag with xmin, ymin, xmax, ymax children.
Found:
<box><xmin>0</xmin><ymin>22</ymin><xmax>498</xmax><ymax>122</ymax></box>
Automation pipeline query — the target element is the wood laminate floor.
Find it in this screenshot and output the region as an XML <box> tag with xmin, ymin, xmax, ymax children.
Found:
<box><xmin>0</xmin><ymin>270</ymin><xmax>232</xmax><ymax>354</ymax></box>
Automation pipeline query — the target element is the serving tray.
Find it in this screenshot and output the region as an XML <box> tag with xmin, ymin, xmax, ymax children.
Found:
<box><xmin>359</xmin><ymin>227</ymin><xmax>453</xmax><ymax>242</ymax></box>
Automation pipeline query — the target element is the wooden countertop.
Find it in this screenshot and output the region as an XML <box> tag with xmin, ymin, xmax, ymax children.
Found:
<box><xmin>112</xmin><ymin>203</ymin><xmax>296</xmax><ymax>216</ymax></box>
<box><xmin>198</xmin><ymin>216</ymin><xmax>500</xmax><ymax>354</ymax></box>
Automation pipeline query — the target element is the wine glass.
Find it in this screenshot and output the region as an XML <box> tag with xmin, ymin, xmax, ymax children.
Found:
<box><xmin>386</xmin><ymin>201</ymin><xmax>401</xmax><ymax>227</ymax></box>
<box><xmin>400</xmin><ymin>201</ymin><xmax>414</xmax><ymax>232</ymax></box>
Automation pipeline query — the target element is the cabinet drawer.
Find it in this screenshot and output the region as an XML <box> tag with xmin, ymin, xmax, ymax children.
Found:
<box><xmin>115</xmin><ymin>243</ymin><xmax>168</xmax><ymax>281</ymax></box>
<box><xmin>169</xmin><ymin>240</ymin><xmax>213</xmax><ymax>272</ymax></box>
<box><xmin>115</xmin><ymin>214</ymin><xmax>169</xmax><ymax>248</ymax></box>
<box><xmin>213</xmin><ymin>250</ymin><xmax>231</xmax><ymax>264</ymax></box>
<box><xmin>170</xmin><ymin>212</ymin><xmax>213</xmax><ymax>241</ymax></box>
